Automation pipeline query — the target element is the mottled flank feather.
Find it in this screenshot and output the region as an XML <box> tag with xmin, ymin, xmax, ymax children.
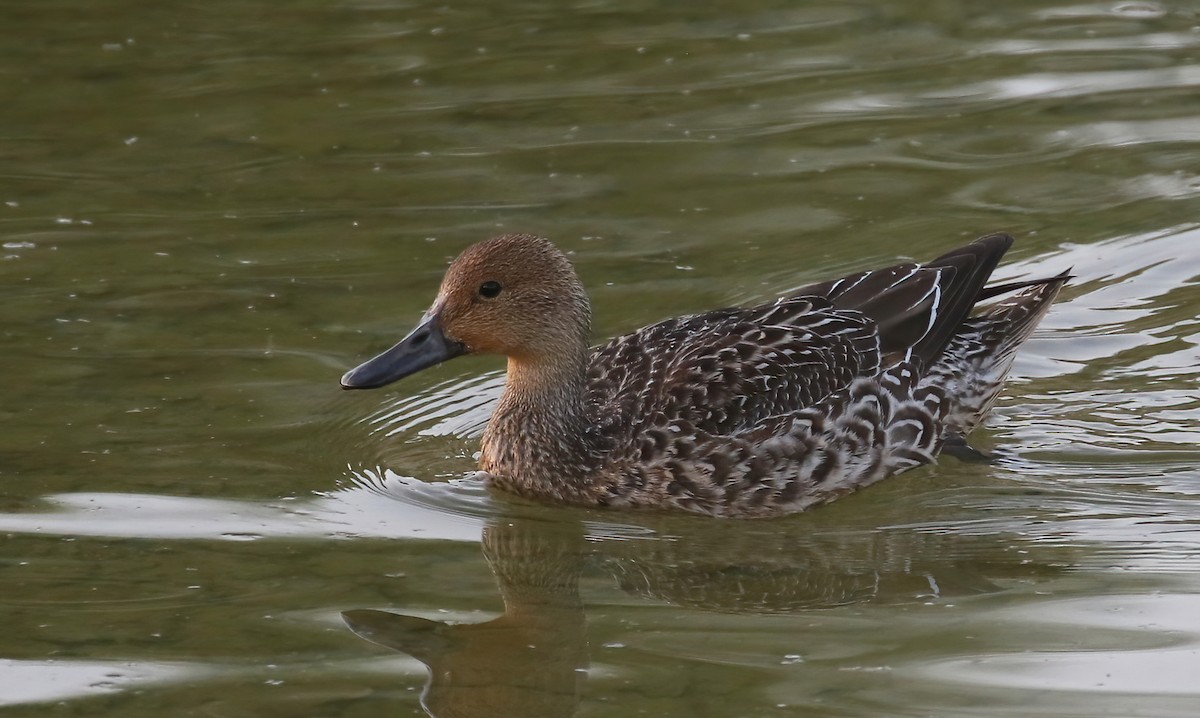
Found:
<box><xmin>343</xmin><ymin>232</ymin><xmax>1069</xmax><ymax>518</ymax></box>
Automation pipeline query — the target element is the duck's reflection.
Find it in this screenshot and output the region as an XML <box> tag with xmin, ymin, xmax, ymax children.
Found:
<box><xmin>343</xmin><ymin>518</ymin><xmax>588</xmax><ymax>718</ymax></box>
<box><xmin>342</xmin><ymin>508</ymin><xmax>1066</xmax><ymax>717</ymax></box>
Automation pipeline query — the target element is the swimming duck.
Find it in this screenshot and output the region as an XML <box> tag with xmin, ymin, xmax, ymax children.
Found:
<box><xmin>342</xmin><ymin>233</ymin><xmax>1067</xmax><ymax>518</ymax></box>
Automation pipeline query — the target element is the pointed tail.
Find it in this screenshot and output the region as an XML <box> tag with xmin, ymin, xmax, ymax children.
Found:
<box><xmin>924</xmin><ymin>269</ymin><xmax>1070</xmax><ymax>435</ymax></box>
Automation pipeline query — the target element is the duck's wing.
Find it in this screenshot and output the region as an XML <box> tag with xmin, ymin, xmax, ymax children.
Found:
<box><xmin>795</xmin><ymin>234</ymin><xmax>1014</xmax><ymax>366</ymax></box>
<box><xmin>586</xmin><ymin>235</ymin><xmax>1029</xmax><ymax>443</ymax></box>
<box><xmin>586</xmin><ymin>296</ymin><xmax>881</xmax><ymax>437</ymax></box>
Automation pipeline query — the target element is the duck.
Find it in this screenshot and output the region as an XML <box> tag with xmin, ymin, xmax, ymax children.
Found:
<box><xmin>341</xmin><ymin>233</ymin><xmax>1068</xmax><ymax>518</ymax></box>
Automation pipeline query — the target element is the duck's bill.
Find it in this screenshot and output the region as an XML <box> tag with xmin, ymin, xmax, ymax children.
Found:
<box><xmin>340</xmin><ymin>314</ymin><xmax>465</xmax><ymax>390</ymax></box>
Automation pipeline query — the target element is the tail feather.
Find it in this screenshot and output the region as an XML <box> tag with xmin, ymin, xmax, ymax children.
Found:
<box><xmin>923</xmin><ymin>270</ymin><xmax>1069</xmax><ymax>435</ymax></box>
<box><xmin>978</xmin><ymin>271</ymin><xmax>1075</xmax><ymax>301</ymax></box>
<box><xmin>979</xmin><ymin>268</ymin><xmax>1070</xmax><ymax>359</ymax></box>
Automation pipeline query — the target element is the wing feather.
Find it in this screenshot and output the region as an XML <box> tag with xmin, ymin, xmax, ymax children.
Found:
<box><xmin>587</xmin><ymin>297</ymin><xmax>880</xmax><ymax>439</ymax></box>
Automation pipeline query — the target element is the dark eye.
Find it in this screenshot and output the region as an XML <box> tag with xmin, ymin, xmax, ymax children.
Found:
<box><xmin>479</xmin><ymin>280</ymin><xmax>502</xmax><ymax>298</ymax></box>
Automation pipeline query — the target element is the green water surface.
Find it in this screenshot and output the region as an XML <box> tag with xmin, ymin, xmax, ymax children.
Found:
<box><xmin>3</xmin><ymin>1</ymin><xmax>1200</xmax><ymax>716</ymax></box>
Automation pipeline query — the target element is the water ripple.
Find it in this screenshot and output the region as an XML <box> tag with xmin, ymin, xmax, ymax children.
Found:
<box><xmin>820</xmin><ymin>65</ymin><xmax>1200</xmax><ymax>114</ymax></box>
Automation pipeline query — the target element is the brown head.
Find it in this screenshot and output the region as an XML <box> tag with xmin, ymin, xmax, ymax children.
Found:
<box><xmin>341</xmin><ymin>234</ymin><xmax>591</xmax><ymax>390</ymax></box>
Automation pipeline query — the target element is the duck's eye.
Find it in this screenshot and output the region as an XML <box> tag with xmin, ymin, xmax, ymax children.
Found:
<box><xmin>479</xmin><ymin>280</ymin><xmax>502</xmax><ymax>299</ymax></box>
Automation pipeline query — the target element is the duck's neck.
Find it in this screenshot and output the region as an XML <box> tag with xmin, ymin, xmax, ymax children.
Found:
<box><xmin>480</xmin><ymin>349</ymin><xmax>605</xmax><ymax>503</ymax></box>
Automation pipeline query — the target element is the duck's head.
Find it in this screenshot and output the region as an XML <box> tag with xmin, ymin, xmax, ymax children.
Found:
<box><xmin>341</xmin><ymin>233</ymin><xmax>591</xmax><ymax>390</ymax></box>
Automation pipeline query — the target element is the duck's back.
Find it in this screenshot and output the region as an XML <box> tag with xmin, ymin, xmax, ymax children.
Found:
<box><xmin>584</xmin><ymin>234</ymin><xmax>1018</xmax><ymax>443</ymax></box>
<box><xmin>584</xmin><ymin>296</ymin><xmax>883</xmax><ymax>441</ymax></box>
<box><xmin>575</xmin><ymin>235</ymin><xmax>1066</xmax><ymax>516</ymax></box>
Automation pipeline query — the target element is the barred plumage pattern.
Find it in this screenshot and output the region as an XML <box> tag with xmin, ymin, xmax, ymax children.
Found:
<box><xmin>344</xmin><ymin>232</ymin><xmax>1068</xmax><ymax>517</ymax></box>
<box><xmin>557</xmin><ymin>233</ymin><xmax>1067</xmax><ymax>517</ymax></box>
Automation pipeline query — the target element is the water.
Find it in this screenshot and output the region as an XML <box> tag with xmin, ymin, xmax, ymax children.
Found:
<box><xmin>3</xmin><ymin>0</ymin><xmax>1200</xmax><ymax>715</ymax></box>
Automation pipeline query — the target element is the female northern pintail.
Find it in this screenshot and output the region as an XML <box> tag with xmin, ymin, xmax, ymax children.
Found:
<box><xmin>342</xmin><ymin>233</ymin><xmax>1067</xmax><ymax>518</ymax></box>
